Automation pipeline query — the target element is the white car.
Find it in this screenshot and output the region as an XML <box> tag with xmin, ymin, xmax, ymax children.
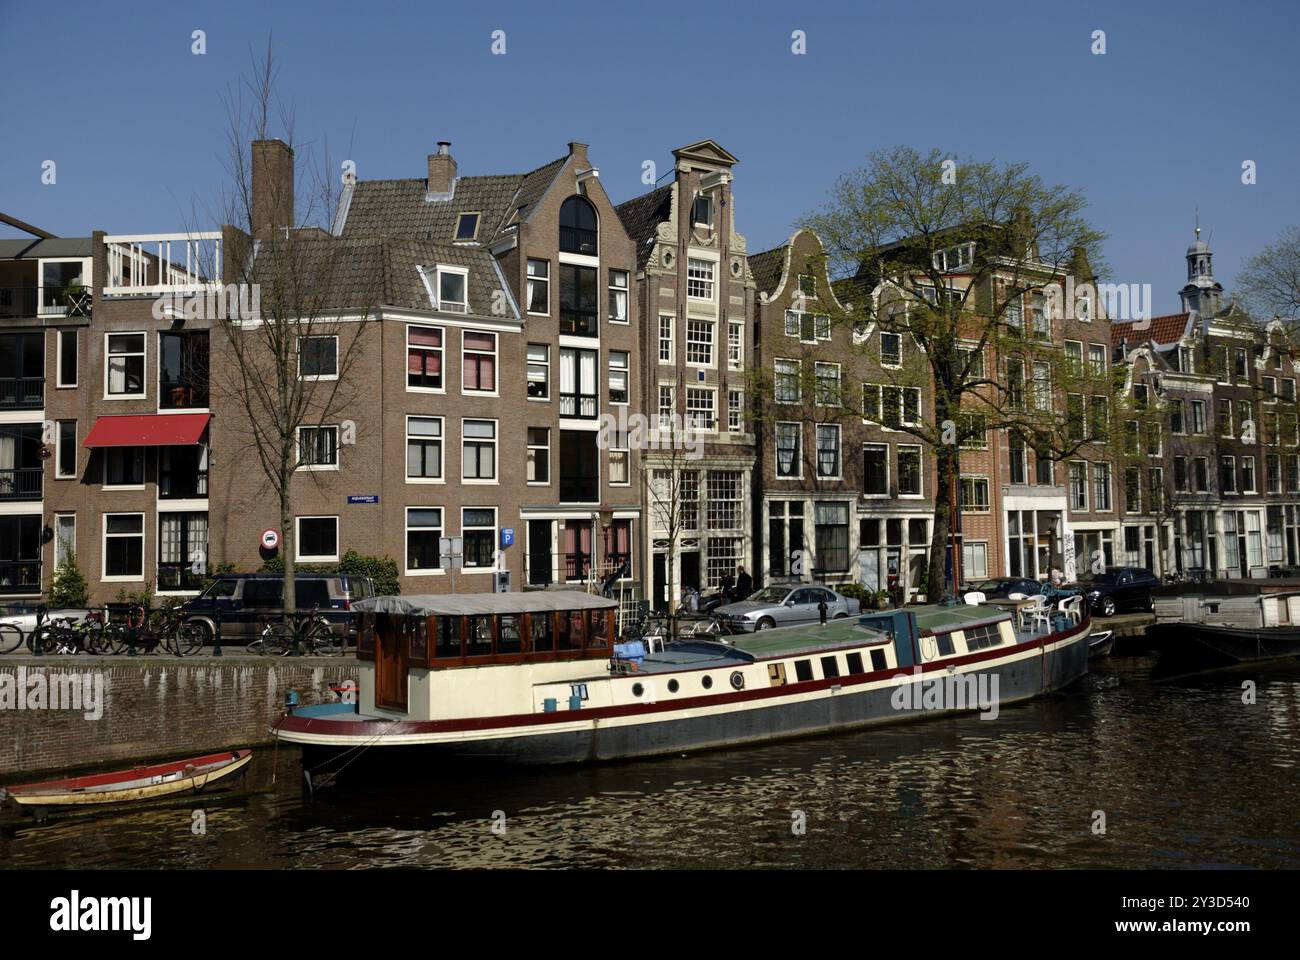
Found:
<box><xmin>716</xmin><ymin>586</ymin><xmax>861</xmax><ymax>632</ymax></box>
<box><xmin>0</xmin><ymin>607</ymin><xmax>90</xmax><ymax>643</ymax></box>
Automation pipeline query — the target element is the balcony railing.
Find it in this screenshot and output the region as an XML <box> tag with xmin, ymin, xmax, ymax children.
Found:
<box><xmin>564</xmin><ymin>552</ymin><xmax>592</xmax><ymax>581</ymax></box>
<box><xmin>0</xmin><ymin>560</ymin><xmax>41</xmax><ymax>594</ymax></box>
<box><xmin>559</xmin><ymin>310</ymin><xmax>598</xmax><ymax>336</ymax></box>
<box><xmin>0</xmin><ymin>378</ymin><xmax>44</xmax><ymax>409</ymax></box>
<box><xmin>157</xmin><ymin>563</ymin><xmax>207</xmax><ymax>592</ymax></box>
<box><xmin>103</xmin><ymin>233</ymin><xmax>221</xmax><ymax>295</ymax></box>
<box><xmin>0</xmin><ymin>467</ymin><xmax>43</xmax><ymax>501</ymax></box>
<box><xmin>559</xmin><ymin>390</ymin><xmax>598</xmax><ymax>419</ymax></box>
<box><xmin>0</xmin><ymin>287</ymin><xmax>37</xmax><ymax>319</ymax></box>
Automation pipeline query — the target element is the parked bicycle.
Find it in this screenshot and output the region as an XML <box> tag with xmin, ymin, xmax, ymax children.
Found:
<box><xmin>28</xmin><ymin>610</ymin><xmax>108</xmax><ymax>655</ymax></box>
<box><xmin>101</xmin><ymin>605</ymin><xmax>206</xmax><ymax>657</ymax></box>
<box><xmin>248</xmin><ymin>606</ymin><xmax>340</xmax><ymax>656</ymax></box>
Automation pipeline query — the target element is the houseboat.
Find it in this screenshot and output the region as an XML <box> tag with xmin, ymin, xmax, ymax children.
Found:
<box><xmin>272</xmin><ymin>591</ymin><xmax>1093</xmax><ymax>768</ymax></box>
<box><xmin>1152</xmin><ymin>583</ymin><xmax>1300</xmax><ymax>667</ymax></box>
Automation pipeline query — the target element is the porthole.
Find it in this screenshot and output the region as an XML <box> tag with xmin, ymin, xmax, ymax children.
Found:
<box><xmin>663</xmin><ymin>250</ymin><xmax>674</xmax><ymax>268</ymax></box>
<box><xmin>632</xmin><ymin>683</ymin><xmax>644</xmax><ymax>697</ymax></box>
<box><xmin>667</xmin><ymin>679</ymin><xmax>679</xmax><ymax>693</ymax></box>
<box><xmin>730</xmin><ymin>671</ymin><xmax>745</xmax><ymax>690</ymax></box>
<box><xmin>730</xmin><ymin>258</ymin><xmax>742</xmax><ymax>277</ymax></box>
<box><xmin>701</xmin><ymin>675</ymin><xmax>713</xmax><ymax>690</ymax></box>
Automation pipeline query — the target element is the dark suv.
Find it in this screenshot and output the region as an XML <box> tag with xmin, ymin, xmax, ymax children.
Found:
<box><xmin>179</xmin><ymin>574</ymin><xmax>376</xmax><ymax>644</ymax></box>
<box><xmin>1079</xmin><ymin>566</ymin><xmax>1158</xmax><ymax>617</ymax></box>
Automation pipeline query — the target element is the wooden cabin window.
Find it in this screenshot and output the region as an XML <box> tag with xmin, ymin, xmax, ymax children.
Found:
<box><xmin>588</xmin><ymin>609</ymin><xmax>610</xmax><ymax>649</ymax></box>
<box><xmin>963</xmin><ymin>623</ymin><xmax>1001</xmax><ymax>651</ymax></box>
<box><xmin>466</xmin><ymin>616</ymin><xmax>493</xmax><ymax>656</ymax></box>
<box><xmin>870</xmin><ymin>649</ymin><xmax>887</xmax><ymax>671</ymax></box>
<box><xmin>820</xmin><ymin>656</ymin><xmax>840</xmax><ymax>679</ymax></box>
<box><xmin>531</xmin><ymin>612</ymin><xmax>555</xmax><ymax>653</ymax></box>
<box><xmin>794</xmin><ymin>659</ymin><xmax>814</xmax><ymax>682</ymax></box>
<box><xmin>499</xmin><ymin>615</ymin><xmax>523</xmax><ymax>654</ymax></box>
<box><xmin>435</xmin><ymin>615</ymin><xmax>462</xmax><ymax>659</ymax></box>
<box><xmin>558</xmin><ymin>610</ymin><xmax>585</xmax><ymax>651</ymax></box>
<box><xmin>356</xmin><ymin>613</ymin><xmax>376</xmax><ymax>661</ymax></box>
<box><xmin>845</xmin><ymin>652</ymin><xmax>864</xmax><ymax>675</ymax></box>
<box><xmin>409</xmin><ymin>616</ymin><xmax>431</xmax><ymax>668</ymax></box>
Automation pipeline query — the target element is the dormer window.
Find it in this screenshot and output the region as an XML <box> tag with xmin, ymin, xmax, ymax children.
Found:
<box><xmin>434</xmin><ymin>267</ymin><xmax>468</xmax><ymax>313</ymax></box>
<box><xmin>560</xmin><ymin>196</ymin><xmax>598</xmax><ymax>255</ymax></box>
<box><xmin>692</xmin><ymin>194</ymin><xmax>714</xmax><ymax>227</ymax></box>
<box><xmin>1178</xmin><ymin>345</ymin><xmax>1195</xmax><ymax>373</ymax></box>
<box><xmin>455</xmin><ymin>212</ymin><xmax>480</xmax><ymax>242</ymax></box>
<box><xmin>932</xmin><ymin>242</ymin><xmax>974</xmax><ymax>272</ymax></box>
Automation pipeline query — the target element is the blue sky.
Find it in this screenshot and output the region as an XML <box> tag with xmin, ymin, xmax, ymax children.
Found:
<box><xmin>2</xmin><ymin>0</ymin><xmax>1297</xmax><ymax>314</ymax></box>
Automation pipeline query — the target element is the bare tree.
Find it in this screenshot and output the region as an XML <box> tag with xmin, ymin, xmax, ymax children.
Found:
<box><xmin>1236</xmin><ymin>225</ymin><xmax>1300</xmax><ymax>325</ymax></box>
<box><xmin>202</xmin><ymin>42</ymin><xmax>382</xmax><ymax>619</ymax></box>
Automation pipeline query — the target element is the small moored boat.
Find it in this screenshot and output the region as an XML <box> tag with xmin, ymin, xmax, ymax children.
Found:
<box><xmin>0</xmin><ymin>749</ymin><xmax>252</xmax><ymax>814</ymax></box>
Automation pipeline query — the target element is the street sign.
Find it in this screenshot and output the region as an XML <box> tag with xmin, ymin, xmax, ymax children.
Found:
<box><xmin>347</xmin><ymin>495</ymin><xmax>379</xmax><ymax>505</ymax></box>
<box><xmin>501</xmin><ymin>528</ymin><xmax>515</xmax><ymax>548</ymax></box>
<box><xmin>440</xmin><ymin>536</ymin><xmax>463</xmax><ymax>570</ymax></box>
<box><xmin>260</xmin><ymin>528</ymin><xmax>279</xmax><ymax>550</ymax></box>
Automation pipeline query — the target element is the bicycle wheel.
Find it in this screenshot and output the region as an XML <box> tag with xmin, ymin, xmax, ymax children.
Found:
<box><xmin>304</xmin><ymin>618</ymin><xmax>341</xmax><ymax>656</ymax></box>
<box><xmin>168</xmin><ymin>619</ymin><xmax>206</xmax><ymax>657</ymax></box>
<box><xmin>258</xmin><ymin>622</ymin><xmax>293</xmax><ymax>656</ymax></box>
<box><xmin>0</xmin><ymin>622</ymin><xmax>23</xmax><ymax>654</ymax></box>
<box><xmin>26</xmin><ymin>624</ymin><xmax>55</xmax><ymax>654</ymax></box>
<box><xmin>100</xmin><ymin>621</ymin><xmax>130</xmax><ymax>656</ymax></box>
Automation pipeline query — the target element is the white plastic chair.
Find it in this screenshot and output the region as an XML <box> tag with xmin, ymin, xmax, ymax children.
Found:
<box><xmin>1030</xmin><ymin>596</ymin><xmax>1053</xmax><ymax>633</ymax></box>
<box><xmin>1058</xmin><ymin>595</ymin><xmax>1083</xmax><ymax>625</ymax></box>
<box><xmin>1007</xmin><ymin>592</ymin><xmax>1027</xmax><ymax>600</ymax></box>
<box><xmin>963</xmin><ymin>591</ymin><xmax>986</xmax><ymax>606</ymax></box>
<box><xmin>1019</xmin><ymin>594</ymin><xmax>1048</xmax><ymax>631</ymax></box>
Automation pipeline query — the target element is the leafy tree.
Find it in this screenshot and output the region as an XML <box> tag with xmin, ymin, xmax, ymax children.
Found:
<box><xmin>48</xmin><ymin>551</ymin><xmax>89</xmax><ymax>608</ymax></box>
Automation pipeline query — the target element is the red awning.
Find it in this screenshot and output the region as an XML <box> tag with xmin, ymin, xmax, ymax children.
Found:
<box><xmin>83</xmin><ymin>413</ymin><xmax>211</xmax><ymax>448</ymax></box>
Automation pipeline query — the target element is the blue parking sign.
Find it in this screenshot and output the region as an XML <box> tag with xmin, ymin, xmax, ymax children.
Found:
<box><xmin>501</xmin><ymin>528</ymin><xmax>515</xmax><ymax>548</ymax></box>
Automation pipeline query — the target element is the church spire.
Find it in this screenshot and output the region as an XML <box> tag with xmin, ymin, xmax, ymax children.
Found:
<box><xmin>1180</xmin><ymin>216</ymin><xmax>1222</xmax><ymax>316</ymax></box>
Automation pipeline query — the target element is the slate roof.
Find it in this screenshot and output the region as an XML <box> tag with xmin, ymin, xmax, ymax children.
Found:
<box><xmin>614</xmin><ymin>184</ymin><xmax>672</xmax><ymax>270</ymax></box>
<box><xmin>747</xmin><ymin>244</ymin><xmax>788</xmax><ymax>297</ymax></box>
<box><xmin>1111</xmin><ymin>313</ymin><xmax>1190</xmax><ymax>349</ymax></box>
<box><xmin>249</xmin><ymin>235</ymin><xmax>510</xmax><ymax>318</ymax></box>
<box><xmin>0</xmin><ymin>237</ymin><xmax>93</xmax><ymax>259</ymax></box>
<box><xmin>337</xmin><ymin>156</ymin><xmax>567</xmax><ymax>246</ymax></box>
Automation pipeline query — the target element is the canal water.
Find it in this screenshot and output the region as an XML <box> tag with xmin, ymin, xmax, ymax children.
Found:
<box><xmin>3</xmin><ymin>657</ymin><xmax>1298</xmax><ymax>869</ymax></box>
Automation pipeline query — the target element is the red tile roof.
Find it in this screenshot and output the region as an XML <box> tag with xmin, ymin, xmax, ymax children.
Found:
<box><xmin>1111</xmin><ymin>312</ymin><xmax>1190</xmax><ymax>348</ymax></box>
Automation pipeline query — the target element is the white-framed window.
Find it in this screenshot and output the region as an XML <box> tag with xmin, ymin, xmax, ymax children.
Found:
<box><xmin>462</xmin><ymin>419</ymin><xmax>498</xmax><ymax>481</ymax></box>
<box><xmin>1032</xmin><ymin>361</ymin><xmax>1051</xmax><ymax>411</ymax></box>
<box><xmin>104</xmin><ymin>447</ymin><xmax>145</xmax><ymax>488</ymax></box>
<box><xmin>727</xmin><ymin>389</ymin><xmax>744</xmax><ymax>434</ymax></box>
<box><xmin>405</xmin><ymin>507</ymin><xmax>443</xmax><ymax>574</ymax></box>
<box><xmin>296</xmin><ymin>516</ymin><xmax>339</xmax><ymax>562</ymax></box>
<box><xmin>960</xmin><ymin>476</ymin><xmax>990</xmax><ymax>512</ymax></box>
<box><xmin>897</xmin><ymin>445</ymin><xmax>922</xmax><ymax>496</ymax></box>
<box><xmin>816</xmin><ymin>424</ymin><xmax>842</xmax><ymax>478</ymax></box>
<box><xmin>706</xmin><ymin>537</ymin><xmax>742</xmax><ymax>589</ymax></box>
<box><xmin>462</xmin><ymin>330</ymin><xmax>497</xmax><ymax>394</ymax></box>
<box><xmin>297</xmin><ymin>425</ymin><xmax>339</xmax><ymax>470</ymax></box>
<box><xmin>658</xmin><ymin>315</ymin><xmax>674</xmax><ymax>363</ymax></box>
<box><xmin>686</xmin><ymin>319</ymin><xmax>715</xmax><ymax>366</ymax></box>
<box><xmin>1221</xmin><ymin>455</ymin><xmax>1237</xmax><ymax>494</ymax></box>
<box><xmin>685</xmin><ymin>387</ymin><xmax>717</xmax><ymax>432</ymax></box>
<box><xmin>774</xmin><ymin>359</ymin><xmax>801</xmax><ymax>403</ymax></box>
<box><xmin>609</xmin><ymin>429</ymin><xmax>630</xmax><ymax>485</ymax></box>
<box><xmin>526</xmin><ymin>258</ymin><xmax>550</xmax><ymax>315</ymax></box>
<box><xmin>1267</xmin><ymin>454</ymin><xmax>1282</xmax><ymax>494</ymax></box>
<box><xmin>527</xmin><ymin>343</ymin><xmax>549</xmax><ymax>399</ymax></box>
<box><xmin>297</xmin><ymin>335</ymin><xmax>338</xmax><ymax>380</ymax></box>
<box><xmin>687</xmin><ymin>258</ymin><xmax>715</xmax><ymax>300</ymax></box>
<box><xmin>1188</xmin><ymin>399</ymin><xmax>1207</xmax><ymax>435</ymax></box>
<box><xmin>527</xmin><ymin>427</ymin><xmax>550</xmax><ymax>484</ymax></box>
<box><xmin>56</xmin><ymin>420</ymin><xmax>77</xmax><ymax>479</ymax></box>
<box><xmin>728</xmin><ymin>321</ymin><xmax>744</xmax><ymax>368</ymax></box>
<box><xmin>608</xmin><ymin>269</ymin><xmax>629</xmax><ymax>323</ymax></box>
<box><xmin>706</xmin><ymin>471</ymin><xmax>743</xmax><ymax>530</ymax></box>
<box><xmin>692</xmin><ymin>193</ymin><xmax>714</xmax><ymax>227</ymax></box>
<box><xmin>608</xmin><ymin>351</ymin><xmax>629</xmax><ymax>404</ymax></box>
<box><xmin>1093</xmin><ymin>462</ymin><xmax>1112</xmax><ymax>511</ymax></box>
<box><xmin>1263</xmin><ymin>375</ymin><xmax>1277</xmax><ymax>402</ymax></box>
<box><xmin>57</xmin><ymin>329</ymin><xmax>78</xmax><ymax>388</ymax></box>
<box><xmin>102</xmin><ymin>513</ymin><xmax>144</xmax><ymax>580</ymax></box>
<box><xmin>932</xmin><ymin>242</ymin><xmax>974</xmax><ymax>272</ymax></box>
<box><xmin>1218</xmin><ymin>398</ymin><xmax>1233</xmax><ymax>438</ymax></box>
<box><xmin>880</xmin><ymin>331</ymin><xmax>902</xmax><ymax>368</ymax></box>
<box><xmin>1242</xmin><ymin>455</ymin><xmax>1257</xmax><ymax>493</ymax></box>
<box><xmin>1089</xmin><ymin>343</ymin><xmax>1107</xmax><ymax>375</ymax></box>
<box><xmin>406</xmin><ymin>416</ymin><xmax>443</xmax><ymax>481</ymax></box>
<box><xmin>462</xmin><ymin>507</ymin><xmax>497</xmax><ymax>569</ymax></box>
<box><xmin>1064</xmin><ymin>340</ymin><xmax>1083</xmax><ymax>371</ymax></box>
<box><xmin>814</xmin><ymin>362</ymin><xmax>842</xmax><ymax>407</ymax></box>
<box><xmin>657</xmin><ymin>383</ymin><xmax>675</xmax><ymax>429</ymax></box>
<box><xmin>962</xmin><ymin>541</ymin><xmax>989</xmax><ymax>580</ymax></box>
<box><xmin>775</xmin><ymin>422</ymin><xmax>802</xmax><ymax>478</ymax></box>
<box><xmin>407</xmin><ymin>325</ymin><xmax>443</xmax><ymax>391</ymax></box>
<box><xmin>862</xmin><ymin>442</ymin><xmax>889</xmax><ymax>496</ymax></box>
<box><xmin>105</xmin><ymin>332</ymin><xmax>146</xmax><ymax>397</ymax></box>
<box><xmin>1068</xmin><ymin>461</ymin><xmax>1089</xmax><ymax>510</ymax></box>
<box><xmin>436</xmin><ymin>265</ymin><xmax>468</xmax><ymax>313</ymax></box>
<box><xmin>54</xmin><ymin>513</ymin><xmax>76</xmax><ymax>568</ymax></box>
<box><xmin>455</xmin><ymin>212</ymin><xmax>480</xmax><ymax>242</ymax></box>
<box><xmin>785</xmin><ymin>310</ymin><xmax>830</xmax><ymax>342</ymax></box>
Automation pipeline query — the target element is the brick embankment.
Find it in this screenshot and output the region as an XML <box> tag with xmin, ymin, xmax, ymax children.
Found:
<box><xmin>0</xmin><ymin>655</ymin><xmax>357</xmax><ymax>778</ymax></box>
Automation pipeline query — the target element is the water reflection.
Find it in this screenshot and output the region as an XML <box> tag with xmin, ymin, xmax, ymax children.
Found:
<box><xmin>3</xmin><ymin>658</ymin><xmax>1298</xmax><ymax>869</ymax></box>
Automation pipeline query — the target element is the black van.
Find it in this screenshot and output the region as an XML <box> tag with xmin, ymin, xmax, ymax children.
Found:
<box><xmin>179</xmin><ymin>574</ymin><xmax>376</xmax><ymax>645</ymax></box>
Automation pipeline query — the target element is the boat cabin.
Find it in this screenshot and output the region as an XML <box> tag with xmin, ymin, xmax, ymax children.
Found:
<box><xmin>352</xmin><ymin>591</ymin><xmax>617</xmax><ymax>717</ymax></box>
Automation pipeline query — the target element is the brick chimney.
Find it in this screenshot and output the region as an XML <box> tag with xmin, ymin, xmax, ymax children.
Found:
<box><xmin>568</xmin><ymin>141</ymin><xmax>590</xmax><ymax>166</ymax></box>
<box><xmin>427</xmin><ymin>141</ymin><xmax>456</xmax><ymax>195</ymax></box>
<box><xmin>251</xmin><ymin>139</ymin><xmax>294</xmax><ymax>240</ymax></box>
